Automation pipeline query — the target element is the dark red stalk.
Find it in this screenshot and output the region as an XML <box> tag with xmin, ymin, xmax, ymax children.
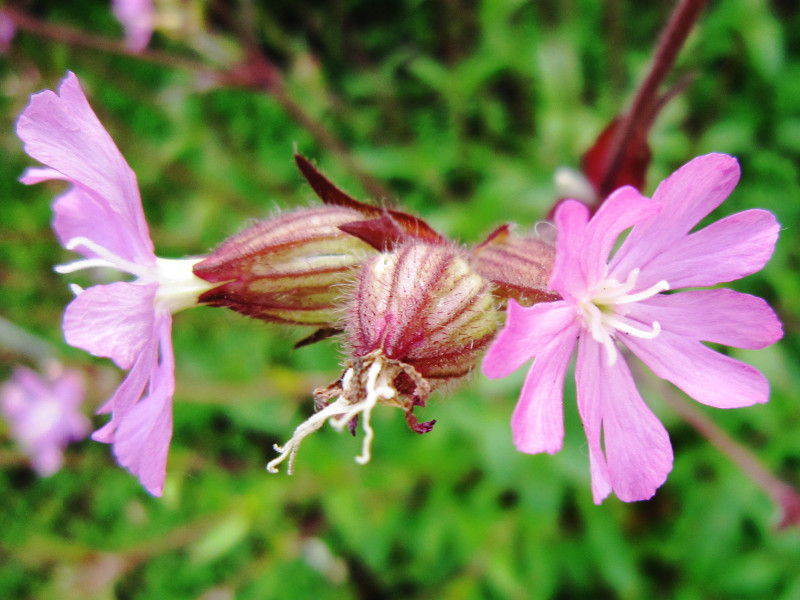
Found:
<box><xmin>656</xmin><ymin>380</ymin><xmax>800</xmax><ymax>530</ymax></box>
<box><xmin>5</xmin><ymin>5</ymin><xmax>391</xmax><ymax>201</ymax></box>
<box><xmin>595</xmin><ymin>0</ymin><xmax>708</xmax><ymax>201</ymax></box>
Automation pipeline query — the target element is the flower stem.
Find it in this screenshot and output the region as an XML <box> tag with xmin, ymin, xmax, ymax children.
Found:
<box><xmin>0</xmin><ymin>315</ymin><xmax>58</xmax><ymax>367</ymax></box>
<box><xmin>4</xmin><ymin>6</ymin><xmax>207</xmax><ymax>71</ymax></box>
<box><xmin>599</xmin><ymin>0</ymin><xmax>708</xmax><ymax>197</ymax></box>
<box><xmin>659</xmin><ymin>384</ymin><xmax>800</xmax><ymax>530</ymax></box>
<box><xmin>5</xmin><ymin>5</ymin><xmax>392</xmax><ymax>201</ymax></box>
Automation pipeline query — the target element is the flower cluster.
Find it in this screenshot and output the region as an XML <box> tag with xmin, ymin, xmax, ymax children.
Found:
<box><xmin>17</xmin><ymin>72</ymin><xmax>782</xmax><ymax>503</ymax></box>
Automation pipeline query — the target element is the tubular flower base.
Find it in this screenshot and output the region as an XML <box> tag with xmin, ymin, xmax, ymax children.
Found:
<box><xmin>268</xmin><ymin>242</ymin><xmax>500</xmax><ymax>473</ymax></box>
<box><xmin>16</xmin><ymin>72</ymin><xmax>214</xmax><ymax>496</ymax></box>
<box><xmin>483</xmin><ymin>153</ymin><xmax>783</xmax><ymax>504</ymax></box>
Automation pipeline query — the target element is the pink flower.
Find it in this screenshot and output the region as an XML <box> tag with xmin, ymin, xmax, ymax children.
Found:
<box><xmin>16</xmin><ymin>72</ymin><xmax>212</xmax><ymax>496</ymax></box>
<box><xmin>483</xmin><ymin>154</ymin><xmax>783</xmax><ymax>503</ymax></box>
<box><xmin>112</xmin><ymin>0</ymin><xmax>155</xmax><ymax>53</ymax></box>
<box><xmin>1</xmin><ymin>365</ymin><xmax>90</xmax><ymax>476</ymax></box>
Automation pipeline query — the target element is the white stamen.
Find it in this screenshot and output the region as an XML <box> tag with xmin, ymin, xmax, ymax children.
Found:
<box><xmin>55</xmin><ymin>237</ymin><xmax>213</xmax><ymax>314</ymax></box>
<box><xmin>613</xmin><ymin>280</ymin><xmax>670</xmax><ymax>305</ymax></box>
<box><xmin>55</xmin><ymin>236</ymin><xmax>151</xmax><ymax>279</ymax></box>
<box><xmin>605</xmin><ymin>315</ymin><xmax>662</xmax><ymax>340</ymax></box>
<box><xmin>581</xmin><ymin>268</ymin><xmax>670</xmax><ymax>367</ymax></box>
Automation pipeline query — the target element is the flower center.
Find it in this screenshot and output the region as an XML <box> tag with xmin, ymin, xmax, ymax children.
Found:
<box><xmin>55</xmin><ymin>237</ymin><xmax>213</xmax><ymax>314</ymax></box>
<box><xmin>577</xmin><ymin>268</ymin><xmax>669</xmax><ymax>366</ymax></box>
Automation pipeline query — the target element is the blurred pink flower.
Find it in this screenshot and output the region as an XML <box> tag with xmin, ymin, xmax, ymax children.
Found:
<box><xmin>16</xmin><ymin>72</ymin><xmax>212</xmax><ymax>496</ymax></box>
<box><xmin>112</xmin><ymin>0</ymin><xmax>155</xmax><ymax>53</ymax></box>
<box><xmin>1</xmin><ymin>365</ymin><xmax>90</xmax><ymax>476</ymax></box>
<box><xmin>483</xmin><ymin>154</ymin><xmax>783</xmax><ymax>503</ymax></box>
<box><xmin>0</xmin><ymin>9</ymin><xmax>16</xmax><ymax>54</ymax></box>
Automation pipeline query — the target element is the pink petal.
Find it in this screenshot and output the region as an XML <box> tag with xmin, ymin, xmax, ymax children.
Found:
<box><xmin>576</xmin><ymin>333</ymin><xmax>673</xmax><ymax>503</ymax></box>
<box><xmin>623</xmin><ymin>330</ymin><xmax>771</xmax><ymax>408</ymax></box>
<box><xmin>46</xmin><ymin>180</ymin><xmax>156</xmax><ymax>265</ymax></box>
<box><xmin>111</xmin><ymin>316</ymin><xmax>174</xmax><ymax>496</ymax></box>
<box><xmin>63</xmin><ymin>282</ymin><xmax>156</xmax><ymax>369</ymax></box>
<box><xmin>611</xmin><ymin>154</ymin><xmax>740</xmax><ymax>277</ymax></box>
<box><xmin>92</xmin><ymin>330</ymin><xmax>158</xmax><ymax>438</ymax></box>
<box><xmin>574</xmin><ymin>335</ymin><xmax>612</xmax><ymax>503</ymax></box>
<box><xmin>52</xmin><ymin>369</ymin><xmax>87</xmax><ymax>410</ymax></box>
<box><xmin>16</xmin><ymin>72</ymin><xmax>154</xmax><ymax>264</ymax></box>
<box><xmin>511</xmin><ymin>333</ymin><xmax>577</xmax><ymax>455</ymax></box>
<box><xmin>31</xmin><ymin>447</ymin><xmax>64</xmax><ymax>477</ymax></box>
<box><xmin>630</xmin><ymin>289</ymin><xmax>783</xmax><ymax>350</ymax></box>
<box><xmin>628</xmin><ymin>209</ymin><xmax>779</xmax><ymax>290</ymax></box>
<box><xmin>108</xmin><ymin>314</ymin><xmax>175</xmax><ymax>496</ymax></box>
<box><xmin>113</xmin><ymin>0</ymin><xmax>155</xmax><ymax>53</ymax></box>
<box><xmin>582</xmin><ymin>186</ymin><xmax>661</xmax><ymax>285</ymax></box>
<box><xmin>482</xmin><ymin>300</ymin><xmax>577</xmax><ymax>379</ymax></box>
<box><xmin>549</xmin><ymin>200</ymin><xmax>591</xmax><ymax>301</ymax></box>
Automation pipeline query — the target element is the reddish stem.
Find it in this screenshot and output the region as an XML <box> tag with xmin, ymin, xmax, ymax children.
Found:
<box><xmin>659</xmin><ymin>385</ymin><xmax>800</xmax><ymax>530</ymax></box>
<box><xmin>599</xmin><ymin>0</ymin><xmax>707</xmax><ymax>196</ymax></box>
<box><xmin>5</xmin><ymin>5</ymin><xmax>392</xmax><ymax>201</ymax></box>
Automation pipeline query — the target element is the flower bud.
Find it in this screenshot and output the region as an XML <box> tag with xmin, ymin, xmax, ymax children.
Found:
<box><xmin>470</xmin><ymin>224</ymin><xmax>559</xmax><ymax>307</ymax></box>
<box><xmin>267</xmin><ymin>242</ymin><xmax>500</xmax><ymax>474</ymax></box>
<box><xmin>349</xmin><ymin>242</ymin><xmax>499</xmax><ymax>382</ymax></box>
<box><xmin>193</xmin><ymin>206</ymin><xmax>375</xmax><ymax>325</ymax></box>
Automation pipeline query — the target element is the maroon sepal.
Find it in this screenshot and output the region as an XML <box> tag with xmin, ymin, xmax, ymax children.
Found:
<box><xmin>581</xmin><ymin>116</ymin><xmax>651</xmax><ymax>202</ymax></box>
<box><xmin>295</xmin><ymin>152</ymin><xmax>445</xmax><ymax>245</ymax></box>
<box><xmin>473</xmin><ymin>224</ymin><xmax>512</xmax><ymax>252</ymax></box>
<box><xmin>339</xmin><ymin>215</ymin><xmax>408</xmax><ymax>252</ymax></box>
<box><xmin>294</xmin><ymin>327</ymin><xmax>343</xmax><ymax>349</ymax></box>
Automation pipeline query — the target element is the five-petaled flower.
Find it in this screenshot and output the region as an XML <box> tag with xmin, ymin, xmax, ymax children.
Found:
<box><xmin>1</xmin><ymin>364</ymin><xmax>90</xmax><ymax>476</ymax></box>
<box><xmin>483</xmin><ymin>154</ymin><xmax>783</xmax><ymax>504</ymax></box>
<box><xmin>16</xmin><ymin>71</ymin><xmax>213</xmax><ymax>496</ymax></box>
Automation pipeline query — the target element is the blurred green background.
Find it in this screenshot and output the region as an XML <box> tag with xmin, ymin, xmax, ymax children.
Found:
<box><xmin>1</xmin><ymin>0</ymin><xmax>799</xmax><ymax>598</ymax></box>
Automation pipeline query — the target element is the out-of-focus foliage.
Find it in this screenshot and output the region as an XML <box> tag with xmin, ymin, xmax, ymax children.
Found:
<box><xmin>1</xmin><ymin>0</ymin><xmax>798</xmax><ymax>598</ymax></box>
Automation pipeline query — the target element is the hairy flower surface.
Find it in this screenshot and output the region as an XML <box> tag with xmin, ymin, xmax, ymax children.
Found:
<box><xmin>1</xmin><ymin>365</ymin><xmax>90</xmax><ymax>476</ymax></box>
<box><xmin>483</xmin><ymin>154</ymin><xmax>783</xmax><ymax>503</ymax></box>
<box><xmin>470</xmin><ymin>223</ymin><xmax>558</xmax><ymax>307</ymax></box>
<box><xmin>268</xmin><ymin>242</ymin><xmax>499</xmax><ymax>473</ymax></box>
<box><xmin>17</xmin><ymin>72</ymin><xmax>213</xmax><ymax>496</ymax></box>
<box><xmin>194</xmin><ymin>205</ymin><xmax>375</xmax><ymax>325</ymax></box>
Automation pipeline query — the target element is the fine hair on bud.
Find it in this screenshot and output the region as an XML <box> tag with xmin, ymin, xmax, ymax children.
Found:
<box><xmin>266</xmin><ymin>241</ymin><xmax>500</xmax><ymax>474</ymax></box>
<box><xmin>470</xmin><ymin>223</ymin><xmax>559</xmax><ymax>307</ymax></box>
<box><xmin>192</xmin><ymin>205</ymin><xmax>377</xmax><ymax>325</ymax></box>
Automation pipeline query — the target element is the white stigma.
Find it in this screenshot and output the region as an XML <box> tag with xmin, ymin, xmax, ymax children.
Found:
<box><xmin>579</xmin><ymin>268</ymin><xmax>669</xmax><ymax>366</ymax></box>
<box><xmin>330</xmin><ymin>356</ymin><xmax>395</xmax><ymax>465</ymax></box>
<box><xmin>55</xmin><ymin>237</ymin><xmax>151</xmax><ymax>279</ymax></box>
<box><xmin>267</xmin><ymin>355</ymin><xmax>397</xmax><ymax>474</ymax></box>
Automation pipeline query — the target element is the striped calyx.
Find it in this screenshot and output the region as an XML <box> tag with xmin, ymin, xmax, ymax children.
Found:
<box><xmin>470</xmin><ymin>224</ymin><xmax>559</xmax><ymax>307</ymax></box>
<box><xmin>193</xmin><ymin>206</ymin><xmax>375</xmax><ymax>325</ymax></box>
<box><xmin>266</xmin><ymin>242</ymin><xmax>500</xmax><ymax>474</ymax></box>
<box><xmin>349</xmin><ymin>242</ymin><xmax>499</xmax><ymax>385</ymax></box>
